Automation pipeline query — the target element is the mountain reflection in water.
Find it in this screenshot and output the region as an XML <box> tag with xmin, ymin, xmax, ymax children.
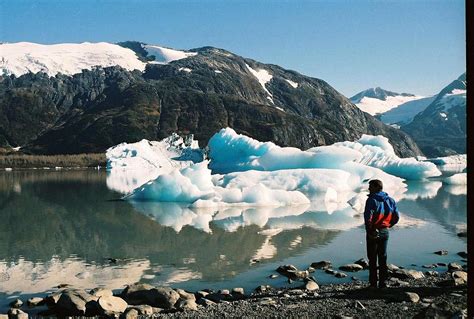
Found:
<box><xmin>0</xmin><ymin>170</ymin><xmax>466</xmax><ymax>299</ymax></box>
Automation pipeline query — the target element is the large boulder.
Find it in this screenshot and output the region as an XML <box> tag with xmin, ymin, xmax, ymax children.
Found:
<box><xmin>120</xmin><ymin>283</ymin><xmax>179</xmax><ymax>309</ymax></box>
<box><xmin>54</xmin><ymin>289</ymin><xmax>98</xmax><ymax>316</ymax></box>
<box><xmin>391</xmin><ymin>269</ymin><xmax>425</xmax><ymax>280</ymax></box>
<box><xmin>339</xmin><ymin>264</ymin><xmax>364</xmax><ymax>272</ymax></box>
<box><xmin>98</xmin><ymin>295</ymin><xmax>128</xmax><ymax>314</ymax></box>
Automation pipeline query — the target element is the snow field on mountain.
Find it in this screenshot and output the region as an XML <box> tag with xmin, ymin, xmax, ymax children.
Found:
<box><xmin>380</xmin><ymin>96</ymin><xmax>435</xmax><ymax>125</ymax></box>
<box><xmin>144</xmin><ymin>45</ymin><xmax>197</xmax><ymax>64</ymax></box>
<box><xmin>1</xmin><ymin>42</ymin><xmax>199</xmax><ymax>77</ymax></box>
<box><xmin>355</xmin><ymin>95</ymin><xmax>424</xmax><ymax>116</ymax></box>
<box><xmin>1</xmin><ymin>42</ymin><xmax>147</xmax><ymax>76</ymax></box>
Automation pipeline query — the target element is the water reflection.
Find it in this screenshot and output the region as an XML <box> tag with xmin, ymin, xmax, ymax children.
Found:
<box><xmin>0</xmin><ymin>171</ymin><xmax>466</xmax><ymax>300</ymax></box>
<box><xmin>0</xmin><ymin>171</ymin><xmax>340</xmax><ymax>295</ymax></box>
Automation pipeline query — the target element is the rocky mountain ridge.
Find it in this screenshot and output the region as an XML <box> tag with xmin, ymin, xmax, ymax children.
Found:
<box><xmin>401</xmin><ymin>73</ymin><xmax>466</xmax><ymax>157</ymax></box>
<box><xmin>0</xmin><ymin>41</ymin><xmax>421</xmax><ymax>157</ymax></box>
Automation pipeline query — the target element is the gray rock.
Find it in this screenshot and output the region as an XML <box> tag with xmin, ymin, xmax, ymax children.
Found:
<box><xmin>391</xmin><ymin>269</ymin><xmax>425</xmax><ymax>280</ymax></box>
<box><xmin>255</xmin><ymin>285</ymin><xmax>271</xmax><ymax>293</ymax></box>
<box><xmin>127</xmin><ymin>304</ymin><xmax>154</xmax><ymax>315</ymax></box>
<box><xmin>9</xmin><ymin>299</ymin><xmax>23</xmax><ymax>308</ymax></box>
<box><xmin>434</xmin><ymin>250</ymin><xmax>448</xmax><ymax>255</ymax></box>
<box><xmin>56</xmin><ymin>289</ymin><xmax>97</xmax><ymax>315</ymax></box>
<box><xmin>389</xmin><ymin>292</ymin><xmax>420</xmax><ymax>303</ymax></box>
<box><xmin>175</xmin><ymin>289</ymin><xmax>196</xmax><ymax>301</ymax></box>
<box><xmin>196</xmin><ymin>298</ymin><xmax>215</xmax><ymax>307</ymax></box>
<box><xmin>310</xmin><ymin>261</ymin><xmax>332</xmax><ymax>270</ymax></box>
<box><xmin>219</xmin><ymin>289</ymin><xmax>230</xmax><ymax>295</ymax></box>
<box><xmin>27</xmin><ymin>297</ymin><xmax>44</xmax><ymax>307</ymax></box>
<box><xmin>98</xmin><ymin>295</ymin><xmax>128</xmax><ymax>314</ymax></box>
<box><xmin>120</xmin><ymin>284</ymin><xmax>179</xmax><ymax>309</ymax></box>
<box><xmin>7</xmin><ymin>308</ymin><xmax>28</xmax><ymax>319</ymax></box>
<box><xmin>452</xmin><ymin>271</ymin><xmax>467</xmax><ymax>283</ymax></box>
<box><xmin>354</xmin><ymin>258</ymin><xmax>369</xmax><ymax>269</ymax></box>
<box><xmin>90</xmin><ymin>287</ymin><xmax>113</xmax><ymax>298</ymax></box>
<box><xmin>123</xmin><ymin>308</ymin><xmax>139</xmax><ymax>319</ymax></box>
<box><xmin>388</xmin><ymin>278</ymin><xmax>409</xmax><ymax>287</ymax></box>
<box><xmin>44</xmin><ymin>290</ymin><xmax>63</xmax><ymax>307</ymax></box>
<box><xmin>425</xmin><ymin>271</ymin><xmax>439</xmax><ymax>277</ymax></box>
<box><xmin>307</xmin><ymin>266</ymin><xmax>316</xmax><ymax>273</ymax></box>
<box><xmin>422</xmin><ymin>264</ymin><xmax>437</xmax><ymax>269</ymax></box>
<box><xmin>437</xmin><ymin>262</ymin><xmax>447</xmax><ymax>267</ymax></box>
<box><xmin>269</xmin><ymin>274</ymin><xmax>279</xmax><ymax>279</ymax></box>
<box><xmin>289</xmin><ymin>289</ymin><xmax>305</xmax><ymax>295</ymax></box>
<box><xmin>304</xmin><ymin>280</ymin><xmax>319</xmax><ymax>291</ymax></box>
<box><xmin>177</xmin><ymin>299</ymin><xmax>198</xmax><ymax>311</ymax></box>
<box><xmin>232</xmin><ymin>288</ymin><xmax>245</xmax><ymax>296</ymax></box>
<box><xmin>387</xmin><ymin>264</ymin><xmax>400</xmax><ymax>271</ymax></box>
<box><xmin>196</xmin><ymin>291</ymin><xmax>209</xmax><ymax>299</ymax></box>
<box><xmin>325</xmin><ymin>269</ymin><xmax>336</xmax><ymax>275</ymax></box>
<box><xmin>339</xmin><ymin>264</ymin><xmax>363</xmax><ymax>272</ymax></box>
<box><xmin>335</xmin><ymin>272</ymin><xmax>347</xmax><ymax>278</ymax></box>
<box><xmin>448</xmin><ymin>262</ymin><xmax>463</xmax><ymax>272</ymax></box>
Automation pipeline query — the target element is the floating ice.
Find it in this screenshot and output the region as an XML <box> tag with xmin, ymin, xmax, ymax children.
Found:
<box><xmin>106</xmin><ymin>134</ymin><xmax>203</xmax><ymax>193</ymax></box>
<box><xmin>208</xmin><ymin>128</ymin><xmax>441</xmax><ymax>180</ymax></box>
<box><xmin>444</xmin><ymin>173</ymin><xmax>467</xmax><ymax>185</ymax></box>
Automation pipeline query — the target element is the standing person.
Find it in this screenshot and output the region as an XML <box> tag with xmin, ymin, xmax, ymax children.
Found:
<box><xmin>364</xmin><ymin>179</ymin><xmax>400</xmax><ymax>288</ymax></box>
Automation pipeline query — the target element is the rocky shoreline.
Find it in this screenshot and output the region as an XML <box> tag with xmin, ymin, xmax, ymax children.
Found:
<box><xmin>2</xmin><ymin>257</ymin><xmax>468</xmax><ymax>319</ymax></box>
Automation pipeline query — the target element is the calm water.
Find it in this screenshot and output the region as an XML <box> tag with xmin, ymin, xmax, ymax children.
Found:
<box><xmin>0</xmin><ymin>169</ymin><xmax>467</xmax><ymax>311</ymax></box>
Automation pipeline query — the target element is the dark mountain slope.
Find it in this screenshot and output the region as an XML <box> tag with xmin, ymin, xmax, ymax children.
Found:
<box><xmin>0</xmin><ymin>44</ymin><xmax>421</xmax><ymax>157</ymax></box>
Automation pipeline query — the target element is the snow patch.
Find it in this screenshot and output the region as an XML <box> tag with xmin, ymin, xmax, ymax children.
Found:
<box><xmin>214</xmin><ymin>70</ymin><xmax>222</xmax><ymax>74</ymax></box>
<box><xmin>179</xmin><ymin>67</ymin><xmax>192</xmax><ymax>73</ymax></box>
<box><xmin>144</xmin><ymin>45</ymin><xmax>197</xmax><ymax>64</ymax></box>
<box><xmin>285</xmin><ymin>79</ymin><xmax>298</xmax><ymax>88</ymax></box>
<box><xmin>245</xmin><ymin>63</ymin><xmax>274</xmax><ymax>103</ymax></box>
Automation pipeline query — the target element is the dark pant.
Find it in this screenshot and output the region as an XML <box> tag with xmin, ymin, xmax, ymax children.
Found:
<box><xmin>366</xmin><ymin>228</ymin><xmax>389</xmax><ymax>285</ymax></box>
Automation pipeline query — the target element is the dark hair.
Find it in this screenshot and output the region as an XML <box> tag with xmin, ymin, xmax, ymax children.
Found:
<box><xmin>369</xmin><ymin>179</ymin><xmax>383</xmax><ymax>192</ymax></box>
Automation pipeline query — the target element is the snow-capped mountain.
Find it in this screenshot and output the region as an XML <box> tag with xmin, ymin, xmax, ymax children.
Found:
<box><xmin>380</xmin><ymin>95</ymin><xmax>436</xmax><ymax>126</ymax></box>
<box><xmin>350</xmin><ymin>87</ymin><xmax>424</xmax><ymax>116</ymax></box>
<box><xmin>0</xmin><ymin>41</ymin><xmax>421</xmax><ymax>157</ymax></box>
<box><xmin>0</xmin><ymin>42</ymin><xmax>201</xmax><ymax>76</ymax></box>
<box><xmin>401</xmin><ymin>73</ymin><xmax>466</xmax><ymax>157</ymax></box>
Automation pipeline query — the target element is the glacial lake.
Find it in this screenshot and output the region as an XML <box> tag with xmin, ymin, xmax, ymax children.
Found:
<box><xmin>0</xmin><ymin>169</ymin><xmax>467</xmax><ymax>312</ymax></box>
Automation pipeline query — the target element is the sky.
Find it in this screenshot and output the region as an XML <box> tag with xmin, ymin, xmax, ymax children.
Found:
<box><xmin>0</xmin><ymin>0</ymin><xmax>466</xmax><ymax>97</ymax></box>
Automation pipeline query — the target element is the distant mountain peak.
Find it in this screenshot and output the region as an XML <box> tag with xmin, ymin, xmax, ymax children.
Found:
<box><xmin>350</xmin><ymin>87</ymin><xmax>415</xmax><ymax>103</ymax></box>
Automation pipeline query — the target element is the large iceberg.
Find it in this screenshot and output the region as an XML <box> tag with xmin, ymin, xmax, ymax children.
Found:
<box><xmin>106</xmin><ymin>134</ymin><xmax>204</xmax><ymax>193</ymax></box>
<box><xmin>208</xmin><ymin>128</ymin><xmax>441</xmax><ymax>180</ymax></box>
<box><xmin>109</xmin><ymin>127</ymin><xmax>446</xmax><ymax>234</ymax></box>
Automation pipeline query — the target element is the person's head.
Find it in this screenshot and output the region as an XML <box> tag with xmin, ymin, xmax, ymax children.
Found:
<box><xmin>368</xmin><ymin>179</ymin><xmax>383</xmax><ymax>193</ymax></box>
